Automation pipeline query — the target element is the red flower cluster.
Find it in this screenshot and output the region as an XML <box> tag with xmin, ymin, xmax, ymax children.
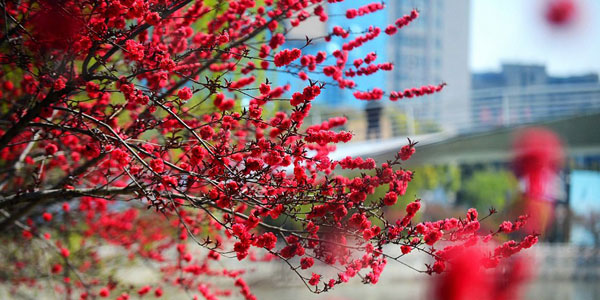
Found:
<box><xmin>229</xmin><ymin>76</ymin><xmax>256</xmax><ymax>90</ymax></box>
<box><xmin>273</xmin><ymin>48</ymin><xmax>302</xmax><ymax>67</ymax></box>
<box><xmin>399</xmin><ymin>138</ymin><xmax>418</xmax><ymax>161</ymax></box>
<box><xmin>213</xmin><ymin>93</ymin><xmax>236</xmax><ymax>111</ymax></box>
<box><xmin>332</xmin><ymin>26</ymin><xmax>350</xmax><ymax>38</ymax></box>
<box><xmin>353</xmin><ymin>88</ymin><xmax>384</xmax><ymax>100</ymax></box>
<box><xmin>338</xmin><ymin>156</ymin><xmax>377</xmax><ymax>170</ymax></box>
<box><xmin>346</xmin><ymin>2</ymin><xmax>385</xmax><ymax>19</ymax></box>
<box><xmin>389</xmin><ymin>83</ymin><xmax>446</xmax><ymax>101</ymax></box>
<box><xmin>342</xmin><ymin>26</ymin><xmax>382</xmax><ymax>51</ymax></box>
<box><xmin>290</xmin><ymin>85</ymin><xmax>321</xmax><ymax>106</ymax></box>
<box><xmin>396</xmin><ymin>9</ymin><xmax>420</xmax><ymax>29</ymax></box>
<box><xmin>300</xmin><ymin>51</ymin><xmax>327</xmax><ymax>71</ymax></box>
<box><xmin>177</xmin><ymin>87</ymin><xmax>193</xmax><ymax>101</ymax></box>
<box><xmin>385</xmin><ymin>25</ymin><xmax>398</xmax><ymax>35</ymax></box>
<box><xmin>345</xmin><ymin>62</ymin><xmax>393</xmax><ymax>77</ymax></box>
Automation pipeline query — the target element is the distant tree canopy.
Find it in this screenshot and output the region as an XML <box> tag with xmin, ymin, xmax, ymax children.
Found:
<box><xmin>460</xmin><ymin>169</ymin><xmax>519</xmax><ymax>212</ymax></box>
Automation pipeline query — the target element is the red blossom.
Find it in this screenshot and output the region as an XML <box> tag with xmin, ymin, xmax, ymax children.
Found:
<box><xmin>149</xmin><ymin>159</ymin><xmax>165</xmax><ymax>173</ymax></box>
<box><xmin>59</xmin><ymin>248</ymin><xmax>70</xmax><ymax>258</ymax></box>
<box><xmin>273</xmin><ymin>48</ymin><xmax>302</xmax><ymax>67</ymax></box>
<box><xmin>383</xmin><ymin>191</ymin><xmax>398</xmax><ymax>206</ymax></box>
<box><xmin>138</xmin><ymin>286</ymin><xmax>151</xmax><ymax>296</ymax></box>
<box><xmin>395</xmin><ymin>10</ymin><xmax>420</xmax><ymax>29</ymax></box>
<box><xmin>309</xmin><ymin>273</ymin><xmax>321</xmax><ymax>286</ymax></box>
<box><xmin>99</xmin><ymin>287</ymin><xmax>110</xmax><ymax>298</ymax></box>
<box><xmin>42</xmin><ymin>212</ymin><xmax>53</xmax><ymax>222</ymax></box>
<box><xmin>300</xmin><ymin>257</ymin><xmax>314</xmax><ymax>269</ymax></box>
<box><xmin>177</xmin><ymin>87</ymin><xmax>193</xmax><ymax>100</ymax></box>
<box><xmin>401</xmin><ymin>245</ymin><xmax>412</xmax><ymax>254</ymax></box>
<box><xmin>424</xmin><ymin>230</ymin><xmax>443</xmax><ymax>246</ymax></box>
<box><xmin>154</xmin><ymin>287</ymin><xmax>163</xmax><ymax>297</ymax></box>
<box><xmin>45</xmin><ymin>144</ymin><xmax>58</xmax><ymax>155</ymax></box>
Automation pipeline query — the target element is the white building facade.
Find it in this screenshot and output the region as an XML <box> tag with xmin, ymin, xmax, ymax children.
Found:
<box><xmin>387</xmin><ymin>0</ymin><xmax>471</xmax><ymax>133</ymax></box>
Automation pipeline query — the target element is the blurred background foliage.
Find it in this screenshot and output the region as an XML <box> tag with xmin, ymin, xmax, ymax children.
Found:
<box><xmin>458</xmin><ymin>169</ymin><xmax>519</xmax><ymax>211</ymax></box>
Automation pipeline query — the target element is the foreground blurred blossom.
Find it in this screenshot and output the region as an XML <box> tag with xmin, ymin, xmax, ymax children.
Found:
<box><xmin>545</xmin><ymin>0</ymin><xmax>578</xmax><ymax>26</ymax></box>
<box><xmin>30</xmin><ymin>0</ymin><xmax>83</xmax><ymax>50</ymax></box>
<box><xmin>512</xmin><ymin>127</ymin><xmax>564</xmax><ymax>233</ymax></box>
<box><xmin>428</xmin><ymin>128</ymin><xmax>561</xmax><ymax>300</ymax></box>
<box><xmin>432</xmin><ymin>247</ymin><xmax>532</xmax><ymax>300</ymax></box>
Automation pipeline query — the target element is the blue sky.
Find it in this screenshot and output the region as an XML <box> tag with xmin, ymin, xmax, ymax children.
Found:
<box><xmin>570</xmin><ymin>170</ymin><xmax>600</xmax><ymax>215</ymax></box>
<box><xmin>471</xmin><ymin>0</ymin><xmax>600</xmax><ymax>76</ymax></box>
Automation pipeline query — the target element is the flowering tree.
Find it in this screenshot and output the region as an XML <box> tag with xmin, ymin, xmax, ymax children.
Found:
<box><xmin>0</xmin><ymin>1</ymin><xmax>538</xmax><ymax>299</ymax></box>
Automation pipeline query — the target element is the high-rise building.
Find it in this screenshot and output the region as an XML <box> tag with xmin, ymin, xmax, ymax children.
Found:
<box><xmin>387</xmin><ymin>0</ymin><xmax>471</xmax><ymax>133</ymax></box>
<box><xmin>276</xmin><ymin>1</ymin><xmax>471</xmax><ymax>137</ymax></box>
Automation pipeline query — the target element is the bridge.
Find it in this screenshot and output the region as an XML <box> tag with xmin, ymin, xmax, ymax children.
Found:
<box><xmin>329</xmin><ymin>111</ymin><xmax>600</xmax><ymax>166</ymax></box>
<box><xmin>325</xmin><ymin>82</ymin><xmax>600</xmax><ymax>166</ymax></box>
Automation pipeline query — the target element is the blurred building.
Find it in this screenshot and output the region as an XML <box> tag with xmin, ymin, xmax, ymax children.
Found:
<box><xmin>473</xmin><ymin>64</ymin><xmax>599</xmax><ymax>89</ymax></box>
<box><xmin>273</xmin><ymin>1</ymin><xmax>472</xmax><ymax>138</ymax></box>
<box><xmin>277</xmin><ymin>1</ymin><xmax>391</xmax><ymax>136</ymax></box>
<box><xmin>387</xmin><ymin>0</ymin><xmax>471</xmax><ymax>134</ymax></box>
<box><xmin>471</xmin><ymin>64</ymin><xmax>600</xmax><ymax>132</ymax></box>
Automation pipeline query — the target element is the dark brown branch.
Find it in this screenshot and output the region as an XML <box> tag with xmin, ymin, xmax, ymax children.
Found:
<box><xmin>160</xmin><ymin>7</ymin><xmax>291</xmax><ymax>98</ymax></box>
<box><xmin>0</xmin><ymin>87</ymin><xmax>74</xmax><ymax>152</ymax></box>
<box><xmin>0</xmin><ymin>186</ymin><xmax>139</xmax><ymax>210</ymax></box>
